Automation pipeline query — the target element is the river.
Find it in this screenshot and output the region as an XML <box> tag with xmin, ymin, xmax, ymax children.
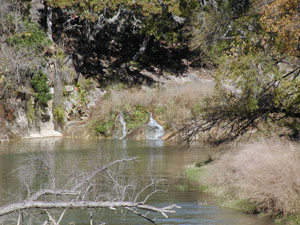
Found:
<box><xmin>0</xmin><ymin>138</ymin><xmax>275</xmax><ymax>225</ymax></box>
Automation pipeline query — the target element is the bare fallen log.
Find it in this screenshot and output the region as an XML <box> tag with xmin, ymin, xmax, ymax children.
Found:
<box><xmin>0</xmin><ymin>200</ymin><xmax>178</xmax><ymax>218</ymax></box>
<box><xmin>0</xmin><ymin>156</ymin><xmax>178</xmax><ymax>224</ymax></box>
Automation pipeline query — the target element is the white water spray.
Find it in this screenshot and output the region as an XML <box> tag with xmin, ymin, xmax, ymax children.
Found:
<box><xmin>24</xmin><ymin>107</ymin><xmax>62</xmax><ymax>139</ymax></box>
<box><xmin>146</xmin><ymin>113</ymin><xmax>164</xmax><ymax>140</ymax></box>
<box><xmin>113</xmin><ymin>112</ymin><xmax>127</xmax><ymax>139</ymax></box>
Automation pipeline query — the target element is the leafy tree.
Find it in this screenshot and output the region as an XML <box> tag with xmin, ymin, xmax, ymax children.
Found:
<box><xmin>179</xmin><ymin>53</ymin><xmax>300</xmax><ymax>145</ymax></box>
<box><xmin>43</xmin><ymin>0</ymin><xmax>199</xmax><ymax>85</ymax></box>
<box><xmin>190</xmin><ymin>0</ymin><xmax>255</xmax><ymax>64</ymax></box>
<box><xmin>46</xmin><ymin>0</ymin><xmax>199</xmax><ymax>46</ymax></box>
<box><xmin>260</xmin><ymin>0</ymin><xmax>300</xmax><ymax>56</ymax></box>
<box><xmin>1</xmin><ymin>5</ymin><xmax>51</xmax><ymax>100</ymax></box>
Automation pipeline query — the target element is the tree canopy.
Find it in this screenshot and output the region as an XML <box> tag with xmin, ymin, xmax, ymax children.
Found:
<box><xmin>260</xmin><ymin>0</ymin><xmax>300</xmax><ymax>56</ymax></box>
<box><xmin>47</xmin><ymin>0</ymin><xmax>198</xmax><ymax>42</ymax></box>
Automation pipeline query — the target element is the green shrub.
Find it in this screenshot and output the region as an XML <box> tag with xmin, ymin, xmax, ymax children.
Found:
<box><xmin>31</xmin><ymin>70</ymin><xmax>52</xmax><ymax>106</ymax></box>
<box><xmin>53</xmin><ymin>106</ymin><xmax>65</xmax><ymax>126</ymax></box>
<box><xmin>124</xmin><ymin>105</ymin><xmax>149</xmax><ymax>131</ymax></box>
<box><xmin>7</xmin><ymin>20</ymin><xmax>51</xmax><ymax>51</ymax></box>
<box><xmin>95</xmin><ymin>120</ymin><xmax>114</xmax><ymax>136</ymax></box>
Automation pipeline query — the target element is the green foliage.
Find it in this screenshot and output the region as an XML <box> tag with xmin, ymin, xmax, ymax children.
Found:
<box><xmin>154</xmin><ymin>106</ymin><xmax>166</xmax><ymax>115</ymax></box>
<box><xmin>216</xmin><ymin>53</ymin><xmax>279</xmax><ymax>113</ymax></box>
<box><xmin>47</xmin><ymin>0</ymin><xmax>198</xmax><ymax>19</ymax></box>
<box><xmin>123</xmin><ymin>105</ymin><xmax>149</xmax><ymax>131</ymax></box>
<box><xmin>209</xmin><ymin>40</ymin><xmax>230</xmax><ymax>58</ymax></box>
<box><xmin>31</xmin><ymin>71</ymin><xmax>52</xmax><ymax>106</ymax></box>
<box><xmin>282</xmin><ymin>214</ymin><xmax>300</xmax><ymax>225</ymax></box>
<box><xmin>184</xmin><ymin>167</ymin><xmax>203</xmax><ymax>182</ymax></box>
<box><xmin>260</xmin><ymin>0</ymin><xmax>300</xmax><ymax>56</ymax></box>
<box><xmin>55</xmin><ymin>48</ymin><xmax>66</xmax><ymax>62</ymax></box>
<box><xmin>233</xmin><ymin>199</ymin><xmax>258</xmax><ymax>214</ymax></box>
<box><xmin>191</xmin><ymin>1</ymin><xmax>264</xmax><ymax>64</ymax></box>
<box><xmin>177</xmin><ymin>184</ymin><xmax>189</xmax><ymax>192</ymax></box>
<box><xmin>7</xmin><ymin>20</ymin><xmax>51</xmax><ymax>51</ymax></box>
<box><xmin>53</xmin><ymin>106</ymin><xmax>65</xmax><ymax>126</ymax></box>
<box><xmin>77</xmin><ymin>87</ymin><xmax>88</xmax><ymax>104</ymax></box>
<box><xmin>47</xmin><ymin>0</ymin><xmax>198</xmax><ymax>43</ymax></box>
<box><xmin>95</xmin><ymin>120</ymin><xmax>114</xmax><ymax>136</ymax></box>
<box><xmin>75</xmin><ymin>78</ymin><xmax>96</xmax><ymax>105</ymax></box>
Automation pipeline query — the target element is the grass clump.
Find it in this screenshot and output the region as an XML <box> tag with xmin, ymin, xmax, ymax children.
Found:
<box><xmin>228</xmin><ymin>198</ymin><xmax>258</xmax><ymax>214</ymax></box>
<box><xmin>177</xmin><ymin>184</ymin><xmax>189</xmax><ymax>192</ymax></box>
<box><xmin>53</xmin><ymin>106</ymin><xmax>65</xmax><ymax>126</ymax></box>
<box><xmin>184</xmin><ymin>166</ymin><xmax>203</xmax><ymax>182</ymax></box>
<box><xmin>203</xmin><ymin>139</ymin><xmax>300</xmax><ymax>219</ymax></box>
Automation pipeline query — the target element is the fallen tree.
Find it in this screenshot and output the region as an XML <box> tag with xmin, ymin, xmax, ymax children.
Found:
<box><xmin>0</xmin><ymin>156</ymin><xmax>179</xmax><ymax>224</ymax></box>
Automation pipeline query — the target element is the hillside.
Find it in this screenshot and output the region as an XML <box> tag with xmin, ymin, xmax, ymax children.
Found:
<box><xmin>0</xmin><ymin>0</ymin><xmax>299</xmax><ymax>142</ymax></box>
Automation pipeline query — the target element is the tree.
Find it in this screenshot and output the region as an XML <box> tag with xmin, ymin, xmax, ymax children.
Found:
<box><xmin>179</xmin><ymin>53</ymin><xmax>300</xmax><ymax>145</ymax></box>
<box><xmin>43</xmin><ymin>0</ymin><xmax>199</xmax><ymax>85</ymax></box>
<box><xmin>260</xmin><ymin>0</ymin><xmax>300</xmax><ymax>56</ymax></box>
<box><xmin>0</xmin><ymin>155</ymin><xmax>179</xmax><ymax>224</ymax></box>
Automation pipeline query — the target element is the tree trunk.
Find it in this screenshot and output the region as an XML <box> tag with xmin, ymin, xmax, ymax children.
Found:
<box><xmin>132</xmin><ymin>36</ymin><xmax>151</xmax><ymax>62</ymax></box>
<box><xmin>42</xmin><ymin>2</ymin><xmax>53</xmax><ymax>42</ymax></box>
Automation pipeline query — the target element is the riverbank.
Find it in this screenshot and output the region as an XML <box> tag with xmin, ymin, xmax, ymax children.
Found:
<box><xmin>64</xmin><ymin>72</ymin><xmax>215</xmax><ymax>139</ymax></box>
<box><xmin>185</xmin><ymin>139</ymin><xmax>300</xmax><ymax>225</ymax></box>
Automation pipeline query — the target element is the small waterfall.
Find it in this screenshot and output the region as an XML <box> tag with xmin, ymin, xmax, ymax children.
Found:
<box><xmin>146</xmin><ymin>113</ymin><xmax>164</xmax><ymax>140</ymax></box>
<box><xmin>25</xmin><ymin>106</ymin><xmax>62</xmax><ymax>139</ymax></box>
<box><xmin>113</xmin><ymin>112</ymin><xmax>127</xmax><ymax>139</ymax></box>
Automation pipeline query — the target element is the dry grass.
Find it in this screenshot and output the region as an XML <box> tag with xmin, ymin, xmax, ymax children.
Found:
<box><xmin>91</xmin><ymin>81</ymin><xmax>215</xmax><ymax>132</ymax></box>
<box><xmin>210</xmin><ymin>139</ymin><xmax>300</xmax><ymax>216</ymax></box>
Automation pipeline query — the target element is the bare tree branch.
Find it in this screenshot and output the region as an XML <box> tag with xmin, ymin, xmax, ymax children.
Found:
<box><xmin>0</xmin><ymin>201</ymin><xmax>177</xmax><ymax>218</ymax></box>
<box><xmin>0</xmin><ymin>156</ymin><xmax>177</xmax><ymax>224</ymax></box>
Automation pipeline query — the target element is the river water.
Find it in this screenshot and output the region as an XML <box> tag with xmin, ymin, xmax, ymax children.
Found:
<box><xmin>0</xmin><ymin>138</ymin><xmax>275</xmax><ymax>225</ymax></box>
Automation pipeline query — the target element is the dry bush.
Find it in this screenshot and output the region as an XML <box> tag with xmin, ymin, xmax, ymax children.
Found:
<box><xmin>211</xmin><ymin>139</ymin><xmax>300</xmax><ymax>216</ymax></box>
<box><xmin>92</xmin><ymin>81</ymin><xmax>215</xmax><ymax>132</ymax></box>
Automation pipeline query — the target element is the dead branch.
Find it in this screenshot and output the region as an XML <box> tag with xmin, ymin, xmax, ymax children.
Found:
<box><xmin>0</xmin><ymin>200</ymin><xmax>177</xmax><ymax>218</ymax></box>
<box><xmin>0</xmin><ymin>156</ymin><xmax>177</xmax><ymax>224</ymax></box>
<box><xmin>28</xmin><ymin>189</ymin><xmax>79</xmax><ymax>201</ymax></box>
<box><xmin>72</xmin><ymin>157</ymin><xmax>138</xmax><ymax>191</ymax></box>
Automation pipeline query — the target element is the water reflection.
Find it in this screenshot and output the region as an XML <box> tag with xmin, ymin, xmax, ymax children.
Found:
<box><xmin>145</xmin><ymin>139</ymin><xmax>164</xmax><ymax>148</ymax></box>
<box><xmin>0</xmin><ymin>139</ymin><xmax>275</xmax><ymax>225</ymax></box>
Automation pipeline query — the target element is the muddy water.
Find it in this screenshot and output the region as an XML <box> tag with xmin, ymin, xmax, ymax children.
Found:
<box><xmin>0</xmin><ymin>138</ymin><xmax>275</xmax><ymax>225</ymax></box>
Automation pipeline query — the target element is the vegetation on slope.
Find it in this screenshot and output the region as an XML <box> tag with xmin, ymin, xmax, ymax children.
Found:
<box><xmin>1</xmin><ymin>0</ymin><xmax>300</xmax><ymax>222</ymax></box>
<box><xmin>187</xmin><ymin>140</ymin><xmax>300</xmax><ymax>224</ymax></box>
<box><xmin>88</xmin><ymin>82</ymin><xmax>214</xmax><ymax>138</ymax></box>
<box><xmin>180</xmin><ymin>0</ymin><xmax>300</xmax><ymax>145</ymax></box>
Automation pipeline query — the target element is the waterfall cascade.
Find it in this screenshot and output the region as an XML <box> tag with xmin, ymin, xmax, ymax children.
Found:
<box><xmin>113</xmin><ymin>112</ymin><xmax>127</xmax><ymax>139</ymax></box>
<box><xmin>25</xmin><ymin>107</ymin><xmax>62</xmax><ymax>138</ymax></box>
<box><xmin>146</xmin><ymin>113</ymin><xmax>164</xmax><ymax>140</ymax></box>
